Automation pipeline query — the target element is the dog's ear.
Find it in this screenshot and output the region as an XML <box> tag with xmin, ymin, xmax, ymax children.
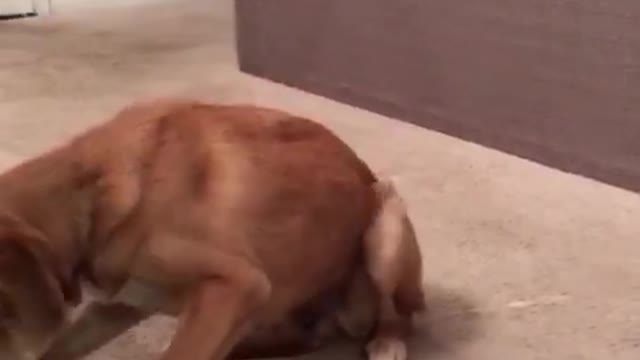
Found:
<box><xmin>0</xmin><ymin>223</ymin><xmax>67</xmax><ymax>337</ymax></box>
<box><xmin>0</xmin><ymin>327</ymin><xmax>21</xmax><ymax>360</ymax></box>
<box><xmin>0</xmin><ymin>231</ymin><xmax>40</xmax><ymax>269</ymax></box>
<box><xmin>0</xmin><ymin>227</ymin><xmax>52</xmax><ymax>289</ymax></box>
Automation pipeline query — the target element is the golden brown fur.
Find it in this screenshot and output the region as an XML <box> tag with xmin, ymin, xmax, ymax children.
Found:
<box><xmin>0</xmin><ymin>99</ymin><xmax>424</xmax><ymax>360</ymax></box>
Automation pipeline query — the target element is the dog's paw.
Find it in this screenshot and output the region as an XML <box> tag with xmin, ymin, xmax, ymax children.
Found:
<box><xmin>366</xmin><ymin>337</ymin><xmax>407</xmax><ymax>360</ymax></box>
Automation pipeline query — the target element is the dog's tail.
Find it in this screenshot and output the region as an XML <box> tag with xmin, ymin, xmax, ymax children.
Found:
<box><xmin>364</xmin><ymin>178</ymin><xmax>426</xmax><ymax>317</ymax></box>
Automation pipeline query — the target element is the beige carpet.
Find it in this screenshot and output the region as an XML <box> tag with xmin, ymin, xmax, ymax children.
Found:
<box><xmin>0</xmin><ymin>1</ymin><xmax>638</xmax><ymax>359</ymax></box>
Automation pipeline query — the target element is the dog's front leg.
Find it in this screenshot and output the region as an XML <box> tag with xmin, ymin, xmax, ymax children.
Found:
<box><xmin>161</xmin><ymin>262</ymin><xmax>271</xmax><ymax>360</ymax></box>
<box><xmin>40</xmin><ymin>302</ymin><xmax>149</xmax><ymax>360</ymax></box>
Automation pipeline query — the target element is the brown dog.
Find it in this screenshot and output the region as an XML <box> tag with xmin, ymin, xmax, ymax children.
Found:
<box><xmin>0</xmin><ymin>99</ymin><xmax>424</xmax><ymax>360</ymax></box>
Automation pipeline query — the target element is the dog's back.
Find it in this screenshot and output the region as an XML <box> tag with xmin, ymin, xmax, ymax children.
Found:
<box><xmin>68</xmin><ymin>100</ymin><xmax>378</xmax><ymax>317</ymax></box>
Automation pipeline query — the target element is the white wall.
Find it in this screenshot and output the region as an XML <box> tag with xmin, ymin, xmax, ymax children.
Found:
<box><xmin>0</xmin><ymin>0</ymin><xmax>55</xmax><ymax>15</ymax></box>
<box><xmin>50</xmin><ymin>0</ymin><xmax>169</xmax><ymax>13</ymax></box>
<box><xmin>0</xmin><ymin>0</ymin><xmax>35</xmax><ymax>14</ymax></box>
<box><xmin>0</xmin><ymin>0</ymin><xmax>173</xmax><ymax>16</ymax></box>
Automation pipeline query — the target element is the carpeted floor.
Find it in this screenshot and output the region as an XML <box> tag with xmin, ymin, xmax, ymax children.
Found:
<box><xmin>0</xmin><ymin>1</ymin><xmax>638</xmax><ymax>359</ymax></box>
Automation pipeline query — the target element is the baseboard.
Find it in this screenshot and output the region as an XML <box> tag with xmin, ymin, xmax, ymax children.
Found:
<box><xmin>0</xmin><ymin>12</ymin><xmax>38</xmax><ymax>21</ymax></box>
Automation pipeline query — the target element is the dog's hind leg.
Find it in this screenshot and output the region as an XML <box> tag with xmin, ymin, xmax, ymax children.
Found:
<box><xmin>362</xmin><ymin>179</ymin><xmax>425</xmax><ymax>360</ymax></box>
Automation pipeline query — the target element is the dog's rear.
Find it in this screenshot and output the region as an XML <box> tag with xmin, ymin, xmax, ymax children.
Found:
<box><xmin>230</xmin><ymin>179</ymin><xmax>425</xmax><ymax>360</ymax></box>
<box><xmin>325</xmin><ymin>179</ymin><xmax>424</xmax><ymax>360</ymax></box>
<box><xmin>367</xmin><ymin>179</ymin><xmax>425</xmax><ymax>314</ymax></box>
<box><xmin>361</xmin><ymin>179</ymin><xmax>425</xmax><ymax>360</ymax></box>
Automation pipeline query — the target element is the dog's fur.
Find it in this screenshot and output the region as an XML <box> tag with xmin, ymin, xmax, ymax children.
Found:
<box><xmin>0</xmin><ymin>99</ymin><xmax>424</xmax><ymax>360</ymax></box>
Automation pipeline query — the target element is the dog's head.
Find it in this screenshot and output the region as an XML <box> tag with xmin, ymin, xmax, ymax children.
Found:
<box><xmin>0</xmin><ymin>215</ymin><xmax>68</xmax><ymax>359</ymax></box>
